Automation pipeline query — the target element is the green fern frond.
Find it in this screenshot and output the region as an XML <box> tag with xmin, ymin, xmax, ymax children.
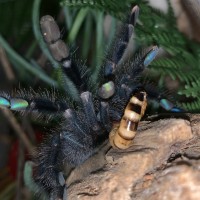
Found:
<box><xmin>151</xmin><ymin>58</ymin><xmax>199</xmax><ymax>81</ymax></box>
<box><xmin>165</xmin><ymin>0</ymin><xmax>177</xmax><ymax>29</ymax></box>
<box><xmin>131</xmin><ymin>0</ymin><xmax>200</xmax><ymax>111</ymax></box>
<box><xmin>60</xmin><ymin>0</ymin><xmax>131</xmax><ymax>18</ymax></box>
<box><xmin>179</xmin><ymin>79</ymin><xmax>200</xmax><ymax>98</ymax></box>
<box><xmin>151</xmin><ymin>58</ymin><xmax>187</xmax><ymax>70</ymax></box>
<box><xmin>180</xmin><ymin>97</ymin><xmax>200</xmax><ymax>112</ymax></box>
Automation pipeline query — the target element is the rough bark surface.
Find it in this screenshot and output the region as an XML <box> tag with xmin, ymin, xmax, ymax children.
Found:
<box><xmin>66</xmin><ymin>114</ymin><xmax>200</xmax><ymax>200</ymax></box>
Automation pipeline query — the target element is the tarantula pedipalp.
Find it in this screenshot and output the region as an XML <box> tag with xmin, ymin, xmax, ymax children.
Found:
<box><xmin>0</xmin><ymin>5</ymin><xmax>181</xmax><ymax>200</ymax></box>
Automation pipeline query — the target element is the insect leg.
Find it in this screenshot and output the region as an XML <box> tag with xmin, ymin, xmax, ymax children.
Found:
<box><xmin>109</xmin><ymin>91</ymin><xmax>147</xmax><ymax>149</ymax></box>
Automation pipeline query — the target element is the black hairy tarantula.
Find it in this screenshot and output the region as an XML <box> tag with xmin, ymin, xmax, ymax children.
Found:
<box><xmin>0</xmin><ymin>5</ymin><xmax>181</xmax><ymax>200</ymax></box>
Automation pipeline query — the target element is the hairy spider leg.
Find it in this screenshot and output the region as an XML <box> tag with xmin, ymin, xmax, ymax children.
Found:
<box><xmin>33</xmin><ymin>91</ymin><xmax>108</xmax><ymax>199</ymax></box>
<box><xmin>0</xmin><ymin>91</ymin><xmax>69</xmax><ymax>117</ymax></box>
<box><xmin>98</xmin><ymin>5</ymin><xmax>140</xmax><ymax>99</ymax></box>
<box><xmin>40</xmin><ymin>15</ymin><xmax>83</xmax><ymax>88</ymax></box>
<box><xmin>107</xmin><ymin>46</ymin><xmax>159</xmax><ymax>118</ymax></box>
<box><xmin>99</xmin><ymin>101</ymin><xmax>112</xmax><ymax>132</ymax></box>
<box><xmin>143</xmin><ymin>83</ymin><xmax>184</xmax><ymax>113</ymax></box>
<box><xmin>33</xmin><ymin>133</ymin><xmax>64</xmax><ymax>200</ymax></box>
<box><xmin>104</xmin><ymin>5</ymin><xmax>139</xmax><ymax>77</ymax></box>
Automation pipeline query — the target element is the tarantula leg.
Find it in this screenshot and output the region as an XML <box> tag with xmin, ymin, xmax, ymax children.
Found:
<box><xmin>28</xmin><ymin>98</ymin><xmax>68</xmax><ymax>113</ymax></box>
<box><xmin>99</xmin><ymin>6</ymin><xmax>140</xmax><ymax>99</ymax></box>
<box><xmin>0</xmin><ymin>96</ymin><xmax>11</xmax><ymax>108</ymax></box>
<box><xmin>144</xmin><ymin>84</ymin><xmax>183</xmax><ymax>113</ymax></box>
<box><xmin>33</xmin><ymin>133</ymin><xmax>65</xmax><ymax>200</ymax></box>
<box><xmin>99</xmin><ymin>101</ymin><xmax>112</xmax><ymax>132</ymax></box>
<box><xmin>104</xmin><ymin>5</ymin><xmax>140</xmax><ymax>77</ymax></box>
<box><xmin>40</xmin><ymin>15</ymin><xmax>70</xmax><ymax>64</ymax></box>
<box><xmin>143</xmin><ymin>46</ymin><xmax>159</xmax><ymax>67</ymax></box>
<box><xmin>159</xmin><ymin>99</ymin><xmax>183</xmax><ymax>112</ymax></box>
<box><xmin>0</xmin><ymin>97</ymin><xmax>28</xmax><ymax>110</ymax></box>
<box><xmin>40</xmin><ymin>15</ymin><xmax>82</xmax><ymax>87</ymax></box>
<box><xmin>113</xmin><ymin>46</ymin><xmax>159</xmax><ymax>102</ymax></box>
<box><xmin>63</xmin><ymin>108</ymin><xmax>92</xmax><ymax>140</ymax></box>
<box><xmin>0</xmin><ymin>94</ymin><xmax>69</xmax><ymax>116</ymax></box>
<box><xmin>98</xmin><ymin>81</ymin><xmax>115</xmax><ymax>99</ymax></box>
<box><xmin>80</xmin><ymin>92</ymin><xmax>101</xmax><ymax>132</ymax></box>
<box><xmin>109</xmin><ymin>91</ymin><xmax>147</xmax><ymax>149</ymax></box>
<box><xmin>130</xmin><ymin>5</ymin><xmax>140</xmax><ymax>27</ymax></box>
<box><xmin>126</xmin><ymin>45</ymin><xmax>159</xmax><ymax>84</ymax></box>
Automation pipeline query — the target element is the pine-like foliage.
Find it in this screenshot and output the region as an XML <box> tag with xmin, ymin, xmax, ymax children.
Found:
<box><xmin>60</xmin><ymin>0</ymin><xmax>131</xmax><ymax>18</ymax></box>
<box><xmin>60</xmin><ymin>0</ymin><xmax>200</xmax><ymax>112</ymax></box>
<box><xmin>132</xmin><ymin>0</ymin><xmax>200</xmax><ymax>111</ymax></box>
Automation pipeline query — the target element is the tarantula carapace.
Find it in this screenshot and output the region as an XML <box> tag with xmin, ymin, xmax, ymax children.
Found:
<box><xmin>0</xmin><ymin>5</ymin><xmax>181</xmax><ymax>200</ymax></box>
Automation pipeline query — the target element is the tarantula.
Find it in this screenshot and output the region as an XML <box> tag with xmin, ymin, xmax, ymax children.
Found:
<box><xmin>0</xmin><ymin>5</ymin><xmax>180</xmax><ymax>199</ymax></box>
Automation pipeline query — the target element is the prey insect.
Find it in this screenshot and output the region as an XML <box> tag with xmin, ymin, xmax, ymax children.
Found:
<box><xmin>109</xmin><ymin>91</ymin><xmax>147</xmax><ymax>149</ymax></box>
<box><xmin>0</xmin><ymin>5</ymin><xmax>181</xmax><ymax>199</ymax></box>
